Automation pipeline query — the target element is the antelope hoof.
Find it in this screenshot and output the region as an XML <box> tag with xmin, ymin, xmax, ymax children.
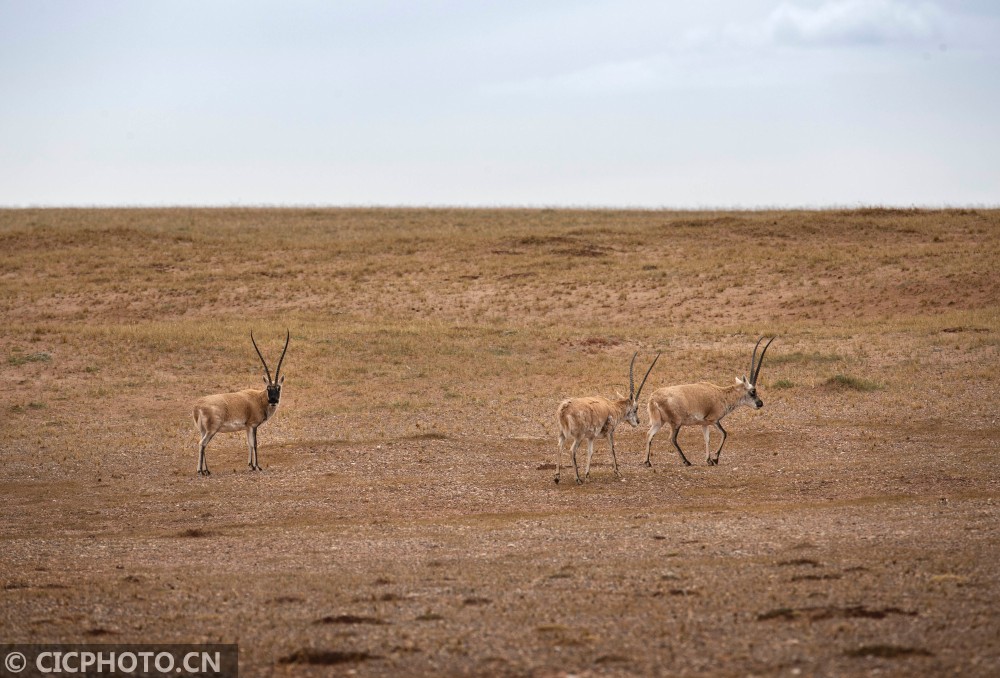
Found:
<box><xmin>575</xmin><ymin>477</ymin><xmax>584</xmax><ymax>485</ymax></box>
<box><xmin>198</xmin><ymin>469</ymin><xmax>210</xmax><ymax>476</ymax></box>
<box><xmin>554</xmin><ymin>476</ymin><xmax>560</xmax><ymax>484</ymax></box>
<box><xmin>643</xmin><ymin>460</ymin><xmax>652</xmax><ymax>468</ymax></box>
<box><xmin>682</xmin><ymin>460</ymin><xmax>692</xmax><ymax>467</ymax></box>
<box><xmin>707</xmin><ymin>458</ymin><xmax>717</xmax><ymax>466</ymax></box>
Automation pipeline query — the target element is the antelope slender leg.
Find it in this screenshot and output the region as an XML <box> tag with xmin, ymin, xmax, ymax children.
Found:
<box><xmin>712</xmin><ymin>422</ymin><xmax>727</xmax><ymax>465</ymax></box>
<box><xmin>584</xmin><ymin>439</ymin><xmax>596</xmax><ymax>480</ymax></box>
<box><xmin>645</xmin><ymin>421</ymin><xmax>662</xmax><ymax>467</ymax></box>
<box><xmin>570</xmin><ymin>439</ymin><xmax>582</xmax><ymax>484</ymax></box>
<box><xmin>248</xmin><ymin>427</ymin><xmax>261</xmax><ymax>471</ymax></box>
<box><xmin>671</xmin><ymin>427</ymin><xmax>691</xmax><ymax>466</ymax></box>
<box><xmin>703</xmin><ymin>426</ymin><xmax>713</xmax><ymax>465</ymax></box>
<box><xmin>555</xmin><ymin>433</ymin><xmax>565</xmax><ymax>484</ymax></box>
<box><xmin>197</xmin><ymin>431</ymin><xmax>216</xmax><ymax>475</ymax></box>
<box><xmin>609</xmin><ymin>430</ymin><xmax>621</xmax><ymax>478</ymax></box>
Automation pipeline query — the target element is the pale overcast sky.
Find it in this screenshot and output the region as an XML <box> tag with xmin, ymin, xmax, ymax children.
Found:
<box><xmin>1</xmin><ymin>0</ymin><xmax>998</xmax><ymax>207</ymax></box>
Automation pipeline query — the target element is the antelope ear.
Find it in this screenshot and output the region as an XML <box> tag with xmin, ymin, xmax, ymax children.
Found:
<box><xmin>278</xmin><ymin>375</ymin><xmax>285</xmax><ymax>385</ymax></box>
<box><xmin>735</xmin><ymin>376</ymin><xmax>745</xmax><ymax>386</ymax></box>
<box><xmin>263</xmin><ymin>375</ymin><xmax>269</xmax><ymax>384</ymax></box>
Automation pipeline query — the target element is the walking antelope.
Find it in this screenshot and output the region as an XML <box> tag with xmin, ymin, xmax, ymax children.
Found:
<box><xmin>555</xmin><ymin>352</ymin><xmax>660</xmax><ymax>484</ymax></box>
<box><xmin>193</xmin><ymin>330</ymin><xmax>289</xmax><ymax>475</ymax></box>
<box><xmin>645</xmin><ymin>336</ymin><xmax>776</xmax><ymax>467</ymax></box>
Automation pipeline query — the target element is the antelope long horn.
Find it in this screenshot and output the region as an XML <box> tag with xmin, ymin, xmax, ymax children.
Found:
<box><xmin>274</xmin><ymin>329</ymin><xmax>290</xmax><ymax>380</ymax></box>
<box><xmin>748</xmin><ymin>336</ymin><xmax>766</xmax><ymax>382</ymax></box>
<box><xmin>634</xmin><ymin>352</ymin><xmax>661</xmax><ymax>401</ymax></box>
<box><xmin>628</xmin><ymin>352</ymin><xmax>637</xmax><ymax>399</ymax></box>
<box><xmin>751</xmin><ymin>336</ymin><xmax>776</xmax><ymax>385</ymax></box>
<box><xmin>251</xmin><ymin>330</ymin><xmax>273</xmax><ymax>383</ymax></box>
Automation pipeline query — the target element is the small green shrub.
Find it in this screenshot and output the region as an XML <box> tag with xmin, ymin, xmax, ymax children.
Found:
<box><xmin>8</xmin><ymin>352</ymin><xmax>51</xmax><ymax>366</ymax></box>
<box><xmin>769</xmin><ymin>351</ymin><xmax>841</xmax><ymax>366</ymax></box>
<box><xmin>825</xmin><ymin>374</ymin><xmax>882</xmax><ymax>392</ymax></box>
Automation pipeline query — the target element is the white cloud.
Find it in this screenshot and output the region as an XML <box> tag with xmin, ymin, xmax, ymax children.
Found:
<box><xmin>764</xmin><ymin>0</ymin><xmax>943</xmax><ymax>46</ymax></box>
<box><xmin>486</xmin><ymin>1</ymin><xmax>949</xmax><ymax>98</ymax></box>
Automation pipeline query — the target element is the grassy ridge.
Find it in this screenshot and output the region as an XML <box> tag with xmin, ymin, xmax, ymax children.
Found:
<box><xmin>2</xmin><ymin>208</ymin><xmax>998</xmax><ymax>449</ymax></box>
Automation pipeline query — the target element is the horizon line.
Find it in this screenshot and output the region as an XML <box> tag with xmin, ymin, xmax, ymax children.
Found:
<box><xmin>1</xmin><ymin>202</ymin><xmax>997</xmax><ymax>211</ymax></box>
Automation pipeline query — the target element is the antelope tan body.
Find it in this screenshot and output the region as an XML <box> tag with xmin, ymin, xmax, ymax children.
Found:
<box><xmin>645</xmin><ymin>336</ymin><xmax>775</xmax><ymax>467</ymax></box>
<box><xmin>555</xmin><ymin>352</ymin><xmax>659</xmax><ymax>484</ymax></box>
<box><xmin>194</xmin><ymin>389</ymin><xmax>278</xmax><ymax>434</ymax></box>
<box><xmin>194</xmin><ymin>330</ymin><xmax>289</xmax><ymax>475</ymax></box>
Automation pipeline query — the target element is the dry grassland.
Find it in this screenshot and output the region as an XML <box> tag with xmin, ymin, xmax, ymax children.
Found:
<box><xmin>1</xmin><ymin>207</ymin><xmax>999</xmax><ymax>676</ymax></box>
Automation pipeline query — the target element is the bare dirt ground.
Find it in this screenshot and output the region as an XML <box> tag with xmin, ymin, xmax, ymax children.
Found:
<box><xmin>1</xmin><ymin>208</ymin><xmax>998</xmax><ymax>676</ymax></box>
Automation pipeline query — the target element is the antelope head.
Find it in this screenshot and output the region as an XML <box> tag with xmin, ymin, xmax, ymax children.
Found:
<box><xmin>625</xmin><ymin>351</ymin><xmax>661</xmax><ymax>426</ymax></box>
<box><xmin>252</xmin><ymin>329</ymin><xmax>290</xmax><ymax>405</ymax></box>
<box><xmin>736</xmin><ymin>336</ymin><xmax>776</xmax><ymax>409</ymax></box>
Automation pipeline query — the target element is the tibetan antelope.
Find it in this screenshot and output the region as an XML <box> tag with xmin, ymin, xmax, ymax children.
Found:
<box><xmin>555</xmin><ymin>352</ymin><xmax>660</xmax><ymax>484</ymax></box>
<box><xmin>645</xmin><ymin>336</ymin><xmax>775</xmax><ymax>467</ymax></box>
<box><xmin>193</xmin><ymin>330</ymin><xmax>289</xmax><ymax>475</ymax></box>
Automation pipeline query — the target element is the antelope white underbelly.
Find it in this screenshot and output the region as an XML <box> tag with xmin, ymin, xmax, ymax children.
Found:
<box><xmin>216</xmin><ymin>420</ymin><xmax>247</xmax><ymax>433</ymax></box>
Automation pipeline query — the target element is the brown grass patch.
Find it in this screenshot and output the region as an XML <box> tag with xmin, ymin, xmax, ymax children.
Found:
<box><xmin>279</xmin><ymin>649</ymin><xmax>379</xmax><ymax>665</ymax></box>
<box><xmin>315</xmin><ymin>614</ymin><xmax>388</xmax><ymax>625</ymax></box>
<box><xmin>844</xmin><ymin>645</ymin><xmax>934</xmax><ymax>659</ymax></box>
